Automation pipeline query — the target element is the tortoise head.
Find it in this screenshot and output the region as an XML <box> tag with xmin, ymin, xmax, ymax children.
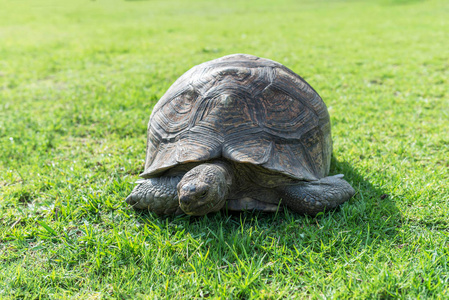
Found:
<box><xmin>177</xmin><ymin>163</ymin><xmax>230</xmax><ymax>216</ymax></box>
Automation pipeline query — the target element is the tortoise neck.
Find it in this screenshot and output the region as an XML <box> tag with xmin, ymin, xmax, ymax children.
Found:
<box><xmin>208</xmin><ymin>160</ymin><xmax>234</xmax><ymax>190</ymax></box>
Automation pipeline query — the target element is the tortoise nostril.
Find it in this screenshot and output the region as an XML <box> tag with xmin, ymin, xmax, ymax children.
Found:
<box><xmin>179</xmin><ymin>195</ymin><xmax>190</xmax><ymax>204</ymax></box>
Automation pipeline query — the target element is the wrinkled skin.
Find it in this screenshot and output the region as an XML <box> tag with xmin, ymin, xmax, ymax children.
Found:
<box><xmin>126</xmin><ymin>160</ymin><xmax>355</xmax><ymax>216</ymax></box>
<box><xmin>177</xmin><ymin>163</ymin><xmax>231</xmax><ymax>216</ymax></box>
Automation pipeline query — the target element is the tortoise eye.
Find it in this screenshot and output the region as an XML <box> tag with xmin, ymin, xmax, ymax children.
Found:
<box><xmin>200</xmin><ymin>190</ymin><xmax>207</xmax><ymax>197</ymax></box>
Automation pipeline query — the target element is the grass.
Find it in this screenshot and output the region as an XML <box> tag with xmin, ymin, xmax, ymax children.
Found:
<box><xmin>1</xmin><ymin>0</ymin><xmax>448</xmax><ymax>298</ymax></box>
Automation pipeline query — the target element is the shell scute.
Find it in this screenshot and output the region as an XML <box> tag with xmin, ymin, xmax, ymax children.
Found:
<box><xmin>258</xmin><ymin>85</ymin><xmax>317</xmax><ymax>136</ymax></box>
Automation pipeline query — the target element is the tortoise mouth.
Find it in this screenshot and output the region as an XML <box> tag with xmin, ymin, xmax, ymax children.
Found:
<box><xmin>180</xmin><ymin>197</ymin><xmax>226</xmax><ymax>216</ymax></box>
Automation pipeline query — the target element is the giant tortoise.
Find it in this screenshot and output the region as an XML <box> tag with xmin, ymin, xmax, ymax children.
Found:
<box><xmin>126</xmin><ymin>54</ymin><xmax>355</xmax><ymax>216</ymax></box>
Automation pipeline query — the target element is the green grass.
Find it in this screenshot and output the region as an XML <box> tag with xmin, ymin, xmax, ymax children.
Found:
<box><xmin>1</xmin><ymin>0</ymin><xmax>448</xmax><ymax>298</ymax></box>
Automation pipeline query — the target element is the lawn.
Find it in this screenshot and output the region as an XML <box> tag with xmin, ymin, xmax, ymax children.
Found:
<box><xmin>1</xmin><ymin>0</ymin><xmax>448</xmax><ymax>298</ymax></box>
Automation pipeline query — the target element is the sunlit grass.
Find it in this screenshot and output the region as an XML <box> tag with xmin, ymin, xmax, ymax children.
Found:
<box><xmin>1</xmin><ymin>0</ymin><xmax>448</xmax><ymax>298</ymax></box>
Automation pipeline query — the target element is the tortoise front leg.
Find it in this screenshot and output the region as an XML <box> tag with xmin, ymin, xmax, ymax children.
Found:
<box><xmin>125</xmin><ymin>177</ymin><xmax>182</xmax><ymax>215</ymax></box>
<box><xmin>279</xmin><ymin>175</ymin><xmax>355</xmax><ymax>216</ymax></box>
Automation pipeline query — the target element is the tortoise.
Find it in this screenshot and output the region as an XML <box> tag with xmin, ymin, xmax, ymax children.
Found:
<box><xmin>126</xmin><ymin>54</ymin><xmax>355</xmax><ymax>216</ymax></box>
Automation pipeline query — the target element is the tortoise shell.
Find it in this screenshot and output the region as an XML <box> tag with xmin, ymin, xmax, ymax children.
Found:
<box><xmin>141</xmin><ymin>54</ymin><xmax>332</xmax><ymax>182</ymax></box>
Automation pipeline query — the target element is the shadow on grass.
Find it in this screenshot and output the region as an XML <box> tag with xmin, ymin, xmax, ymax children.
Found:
<box><xmin>131</xmin><ymin>157</ymin><xmax>401</xmax><ymax>263</ymax></box>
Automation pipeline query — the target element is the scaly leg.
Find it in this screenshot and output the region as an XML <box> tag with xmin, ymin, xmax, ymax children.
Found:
<box><xmin>125</xmin><ymin>176</ymin><xmax>182</xmax><ymax>215</ymax></box>
<box><xmin>280</xmin><ymin>174</ymin><xmax>355</xmax><ymax>216</ymax></box>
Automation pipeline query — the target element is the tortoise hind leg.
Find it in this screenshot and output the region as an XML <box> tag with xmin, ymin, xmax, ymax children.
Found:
<box><xmin>280</xmin><ymin>175</ymin><xmax>355</xmax><ymax>216</ymax></box>
<box><xmin>226</xmin><ymin>198</ymin><xmax>280</xmax><ymax>212</ymax></box>
<box><xmin>225</xmin><ymin>187</ymin><xmax>281</xmax><ymax>212</ymax></box>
